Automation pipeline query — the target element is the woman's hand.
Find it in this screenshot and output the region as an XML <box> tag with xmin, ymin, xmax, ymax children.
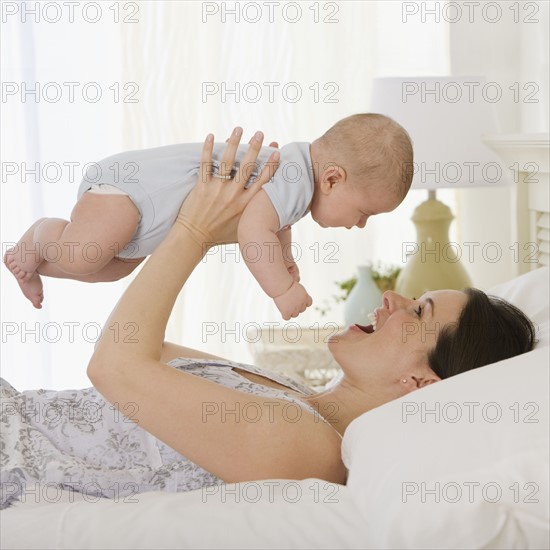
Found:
<box><xmin>177</xmin><ymin>127</ymin><xmax>280</xmax><ymax>246</ymax></box>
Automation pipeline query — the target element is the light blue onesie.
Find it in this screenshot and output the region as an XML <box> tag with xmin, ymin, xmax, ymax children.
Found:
<box><xmin>77</xmin><ymin>142</ymin><xmax>314</xmax><ymax>258</ymax></box>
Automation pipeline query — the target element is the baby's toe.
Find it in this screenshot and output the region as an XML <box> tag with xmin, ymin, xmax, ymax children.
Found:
<box><xmin>3</xmin><ymin>249</ymin><xmax>13</xmax><ymax>264</ymax></box>
<box><xmin>13</xmin><ymin>267</ymin><xmax>26</xmax><ymax>280</ymax></box>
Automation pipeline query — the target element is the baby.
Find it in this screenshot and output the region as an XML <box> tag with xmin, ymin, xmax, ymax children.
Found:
<box><xmin>4</xmin><ymin>114</ymin><xmax>413</xmax><ymax>319</ymax></box>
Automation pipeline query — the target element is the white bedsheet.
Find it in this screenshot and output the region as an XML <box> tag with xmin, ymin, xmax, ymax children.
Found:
<box><xmin>1</xmin><ymin>479</ymin><xmax>370</xmax><ymax>549</ymax></box>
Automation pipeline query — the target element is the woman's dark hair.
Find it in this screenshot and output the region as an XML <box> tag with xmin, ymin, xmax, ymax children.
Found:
<box><xmin>428</xmin><ymin>288</ymin><xmax>537</xmax><ymax>379</ymax></box>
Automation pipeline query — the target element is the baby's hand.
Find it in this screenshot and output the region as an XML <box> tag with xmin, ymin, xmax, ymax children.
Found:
<box><xmin>286</xmin><ymin>262</ymin><xmax>300</xmax><ymax>283</ymax></box>
<box><xmin>274</xmin><ymin>282</ymin><xmax>312</xmax><ymax>320</ymax></box>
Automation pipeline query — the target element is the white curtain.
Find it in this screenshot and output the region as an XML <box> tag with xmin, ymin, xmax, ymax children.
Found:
<box><xmin>1</xmin><ymin>2</ymin><xmax>125</xmax><ymax>390</ymax></box>
<box><xmin>119</xmin><ymin>0</ymin><xmax>451</xmax><ymax>364</ymax></box>
<box><xmin>1</xmin><ymin>0</ymin><xmax>450</xmax><ymax>389</ymax></box>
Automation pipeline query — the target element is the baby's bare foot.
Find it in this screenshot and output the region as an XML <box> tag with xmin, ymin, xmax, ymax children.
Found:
<box><xmin>16</xmin><ymin>272</ymin><xmax>44</xmax><ymax>309</ymax></box>
<box><xmin>3</xmin><ymin>248</ymin><xmax>44</xmax><ymax>308</ymax></box>
<box><xmin>4</xmin><ymin>236</ymin><xmax>42</xmax><ymax>277</ymax></box>
<box><xmin>4</xmin><ymin>248</ymin><xmax>33</xmax><ymax>281</ymax></box>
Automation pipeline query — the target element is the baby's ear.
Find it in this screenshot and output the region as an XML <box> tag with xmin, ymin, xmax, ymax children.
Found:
<box><xmin>323</xmin><ymin>163</ymin><xmax>346</xmax><ymax>189</ymax></box>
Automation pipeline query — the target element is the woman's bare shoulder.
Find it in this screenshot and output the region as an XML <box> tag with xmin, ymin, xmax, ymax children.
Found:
<box><xmin>286</xmin><ymin>410</ymin><xmax>347</xmax><ymax>484</ymax></box>
<box><xmin>128</xmin><ymin>342</ymin><xmax>347</xmax><ymax>483</ymax></box>
<box><xmin>235</xmin><ymin>406</ymin><xmax>347</xmax><ymax>484</ymax></box>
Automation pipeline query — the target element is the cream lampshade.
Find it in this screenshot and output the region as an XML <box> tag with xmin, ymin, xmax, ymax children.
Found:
<box><xmin>370</xmin><ymin>76</ymin><xmax>511</xmax><ymax>298</ymax></box>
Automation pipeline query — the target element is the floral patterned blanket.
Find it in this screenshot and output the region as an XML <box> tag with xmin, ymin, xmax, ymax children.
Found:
<box><xmin>0</xmin><ymin>375</ymin><xmax>220</xmax><ymax>509</ymax></box>
<box><xmin>0</xmin><ymin>358</ymin><xmax>317</xmax><ymax>509</ymax></box>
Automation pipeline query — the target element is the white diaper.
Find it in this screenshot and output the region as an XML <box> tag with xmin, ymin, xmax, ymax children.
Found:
<box><xmin>87</xmin><ymin>183</ymin><xmax>128</xmax><ymax>196</ymax></box>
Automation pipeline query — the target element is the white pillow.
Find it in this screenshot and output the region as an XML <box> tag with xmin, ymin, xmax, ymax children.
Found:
<box><xmin>488</xmin><ymin>266</ymin><xmax>549</xmax><ymax>348</ymax></box>
<box><xmin>342</xmin><ymin>267</ymin><xmax>550</xmax><ymax>550</ymax></box>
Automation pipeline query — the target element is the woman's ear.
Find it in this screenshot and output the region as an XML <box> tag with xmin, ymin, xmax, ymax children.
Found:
<box><xmin>412</xmin><ymin>373</ymin><xmax>441</xmax><ymax>388</ymax></box>
<box><xmin>402</xmin><ymin>354</ymin><xmax>441</xmax><ymax>392</ymax></box>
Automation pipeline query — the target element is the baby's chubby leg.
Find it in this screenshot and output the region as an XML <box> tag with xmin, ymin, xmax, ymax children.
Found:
<box><xmin>4</xmin><ymin>192</ymin><xmax>140</xmax><ymax>307</ymax></box>
<box><xmin>43</xmin><ymin>192</ymin><xmax>140</xmax><ymax>274</ymax></box>
<box><xmin>8</xmin><ymin>192</ymin><xmax>140</xmax><ymax>276</ymax></box>
<box><xmin>37</xmin><ymin>255</ymin><xmax>145</xmax><ymax>282</ymax></box>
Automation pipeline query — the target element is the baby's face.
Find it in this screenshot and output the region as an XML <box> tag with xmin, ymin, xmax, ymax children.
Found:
<box><xmin>310</xmin><ymin>181</ymin><xmax>400</xmax><ymax>229</ymax></box>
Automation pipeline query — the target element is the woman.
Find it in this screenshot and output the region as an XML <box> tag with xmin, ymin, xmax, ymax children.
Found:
<box><xmin>0</xmin><ymin>130</ymin><xmax>535</xmax><ymax>508</ymax></box>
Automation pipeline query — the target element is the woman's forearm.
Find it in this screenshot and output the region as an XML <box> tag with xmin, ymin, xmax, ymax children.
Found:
<box><xmin>93</xmin><ymin>222</ymin><xmax>207</xmax><ymax>364</ymax></box>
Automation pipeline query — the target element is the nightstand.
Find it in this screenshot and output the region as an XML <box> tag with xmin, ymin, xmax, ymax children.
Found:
<box><xmin>247</xmin><ymin>324</ymin><xmax>343</xmax><ymax>390</ymax></box>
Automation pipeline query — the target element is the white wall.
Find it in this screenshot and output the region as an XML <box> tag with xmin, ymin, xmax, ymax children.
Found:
<box><xmin>450</xmin><ymin>0</ymin><xmax>549</xmax><ymax>290</ymax></box>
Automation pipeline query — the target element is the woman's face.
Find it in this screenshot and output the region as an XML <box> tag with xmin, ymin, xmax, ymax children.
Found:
<box><xmin>329</xmin><ymin>289</ymin><xmax>468</xmax><ymax>397</ymax></box>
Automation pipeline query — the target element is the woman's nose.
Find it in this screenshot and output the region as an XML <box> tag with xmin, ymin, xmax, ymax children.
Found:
<box><xmin>382</xmin><ymin>290</ymin><xmax>410</xmax><ymax>313</ymax></box>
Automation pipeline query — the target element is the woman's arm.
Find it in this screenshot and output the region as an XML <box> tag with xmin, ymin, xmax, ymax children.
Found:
<box><xmin>92</xmin><ymin>130</ymin><xmax>270</xmax><ymax>365</ymax></box>
<box><xmin>160</xmin><ymin>341</ymin><xmax>224</xmax><ymax>363</ymax></box>
<box><xmin>87</xmin><ymin>130</ymin><xmax>344</xmax><ymax>484</ymax></box>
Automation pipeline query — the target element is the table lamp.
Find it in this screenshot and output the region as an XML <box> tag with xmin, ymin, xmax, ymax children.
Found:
<box><xmin>370</xmin><ymin>76</ymin><xmax>511</xmax><ymax>298</ymax></box>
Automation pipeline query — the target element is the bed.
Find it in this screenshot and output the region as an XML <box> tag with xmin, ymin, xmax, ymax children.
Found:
<box><xmin>1</xmin><ymin>136</ymin><xmax>549</xmax><ymax>549</ymax></box>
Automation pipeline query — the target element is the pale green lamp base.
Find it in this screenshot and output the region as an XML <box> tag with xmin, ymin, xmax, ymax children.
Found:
<box><xmin>395</xmin><ymin>193</ymin><xmax>472</xmax><ymax>298</ymax></box>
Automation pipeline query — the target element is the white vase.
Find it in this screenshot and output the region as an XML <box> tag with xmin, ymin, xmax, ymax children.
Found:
<box><xmin>344</xmin><ymin>265</ymin><xmax>383</xmax><ymax>326</ymax></box>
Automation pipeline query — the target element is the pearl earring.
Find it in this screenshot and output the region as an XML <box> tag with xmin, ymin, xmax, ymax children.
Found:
<box><xmin>401</xmin><ymin>379</ymin><xmax>407</xmax><ymax>384</ymax></box>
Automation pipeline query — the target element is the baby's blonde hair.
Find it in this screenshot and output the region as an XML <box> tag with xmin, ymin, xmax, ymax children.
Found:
<box><xmin>318</xmin><ymin>113</ymin><xmax>414</xmax><ymax>201</ymax></box>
